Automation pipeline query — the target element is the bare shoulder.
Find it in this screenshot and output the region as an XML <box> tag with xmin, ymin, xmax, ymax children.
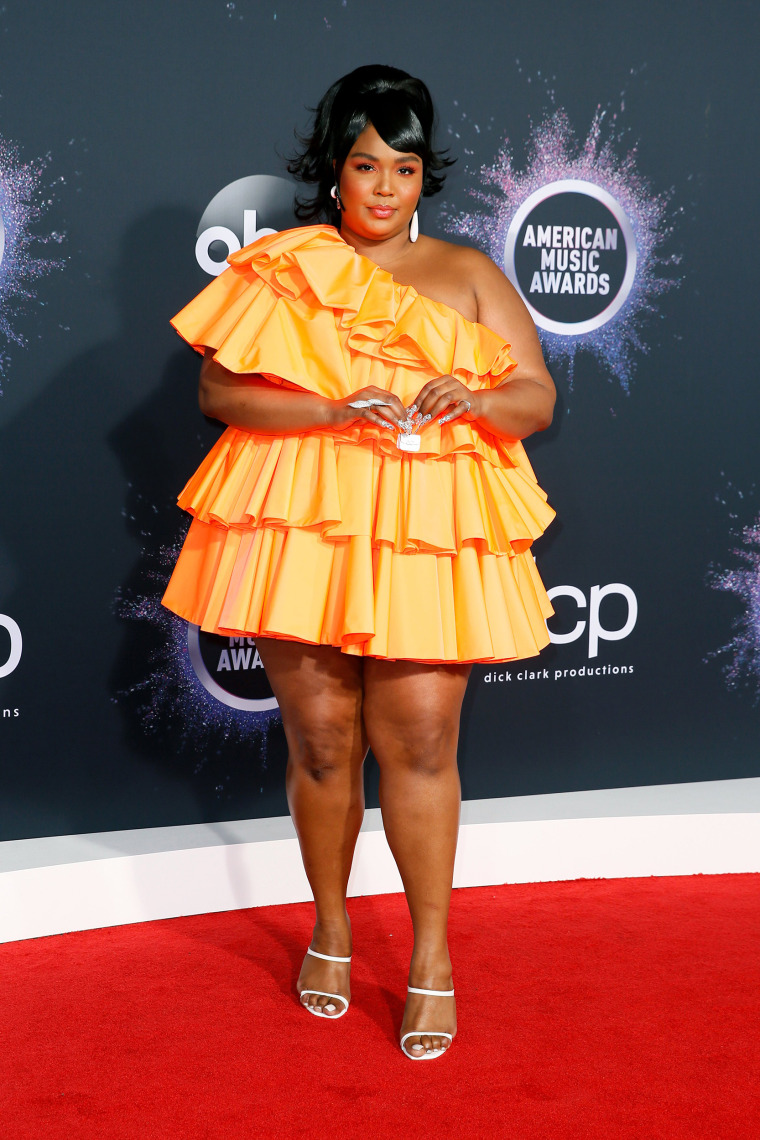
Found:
<box><xmin>427</xmin><ymin>237</ymin><xmax>516</xmax><ymax>291</ymax></box>
<box><xmin>452</xmin><ymin>243</ymin><xmax>515</xmax><ymax>291</ymax></box>
<box><xmin>399</xmin><ymin>236</ymin><xmax>501</xmax><ymax>321</ymax></box>
<box><xmin>428</xmin><ymin>240</ymin><xmax>528</xmax><ymax>335</ymax></box>
<box><xmin>417</xmin><ymin>235</ymin><xmax>494</xmax><ymax>275</ymax></box>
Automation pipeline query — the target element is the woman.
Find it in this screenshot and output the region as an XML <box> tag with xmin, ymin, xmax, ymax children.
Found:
<box><xmin>163</xmin><ymin>65</ymin><xmax>556</xmax><ymax>1060</ymax></box>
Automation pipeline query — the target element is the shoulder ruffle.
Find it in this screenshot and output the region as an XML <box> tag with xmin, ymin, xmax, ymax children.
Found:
<box><xmin>171</xmin><ymin>225</ymin><xmax>517</xmax><ymax>404</ymax></box>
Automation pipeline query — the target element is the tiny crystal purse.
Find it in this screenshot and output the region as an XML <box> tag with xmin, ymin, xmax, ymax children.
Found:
<box><xmin>347</xmin><ymin>400</ymin><xmax>429</xmax><ymax>452</ymax></box>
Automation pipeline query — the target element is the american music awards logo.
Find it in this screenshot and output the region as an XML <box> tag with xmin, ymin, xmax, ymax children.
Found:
<box><xmin>506</xmin><ymin>181</ymin><xmax>635</xmax><ymax>336</ymax></box>
<box><xmin>0</xmin><ymin>132</ymin><xmax>65</xmax><ymax>388</ymax></box>
<box><xmin>188</xmin><ymin>626</ymin><xmax>277</xmax><ymax>712</ymax></box>
<box><xmin>444</xmin><ymin>105</ymin><xmax>681</xmax><ymax>389</ymax></box>
<box><xmin>116</xmin><ymin>537</ymin><xmax>281</xmax><ymax>746</ymax></box>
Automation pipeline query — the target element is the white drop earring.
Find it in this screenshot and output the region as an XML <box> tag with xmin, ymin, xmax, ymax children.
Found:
<box><xmin>330</xmin><ymin>184</ymin><xmax>341</xmax><ymax>210</ymax></box>
<box><xmin>409</xmin><ymin>209</ymin><xmax>419</xmax><ymax>243</ymax></box>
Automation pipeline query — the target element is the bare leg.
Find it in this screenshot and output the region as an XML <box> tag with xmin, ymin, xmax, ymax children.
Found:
<box><xmin>362</xmin><ymin>659</ymin><xmax>471</xmax><ymax>1055</ymax></box>
<box><xmin>254</xmin><ymin>637</ymin><xmax>368</xmax><ymax>1016</ymax></box>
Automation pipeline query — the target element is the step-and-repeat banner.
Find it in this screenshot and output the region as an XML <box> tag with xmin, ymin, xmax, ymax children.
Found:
<box><xmin>0</xmin><ymin>2</ymin><xmax>757</xmax><ymax>840</ymax></box>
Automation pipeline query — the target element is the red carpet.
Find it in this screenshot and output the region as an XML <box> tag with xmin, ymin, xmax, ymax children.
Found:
<box><xmin>2</xmin><ymin>875</ymin><xmax>759</xmax><ymax>1139</ymax></box>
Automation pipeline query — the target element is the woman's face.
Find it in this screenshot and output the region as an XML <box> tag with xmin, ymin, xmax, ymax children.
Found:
<box><xmin>337</xmin><ymin>123</ymin><xmax>423</xmax><ymax>242</ymax></box>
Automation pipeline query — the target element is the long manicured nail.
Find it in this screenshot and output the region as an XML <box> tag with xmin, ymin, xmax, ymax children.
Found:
<box><xmin>422</xmin><ymin>413</ymin><xmax>432</xmax><ymax>423</ymax></box>
<box><xmin>439</xmin><ymin>414</ymin><xmax>452</xmax><ymax>425</ymax></box>
<box><xmin>407</xmin><ymin>404</ymin><xmax>417</xmax><ymax>414</ymax></box>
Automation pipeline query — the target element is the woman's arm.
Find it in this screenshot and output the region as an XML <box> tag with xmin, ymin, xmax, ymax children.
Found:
<box><xmin>474</xmin><ymin>250</ymin><xmax>555</xmax><ymax>438</ymax></box>
<box><xmin>413</xmin><ymin>249</ymin><xmax>556</xmax><ymax>441</ymax></box>
<box><xmin>198</xmin><ymin>351</ymin><xmax>407</xmax><ymax>433</ymax></box>
<box><xmin>199</xmin><ymin>351</ymin><xmax>334</xmax><ymax>433</ymax></box>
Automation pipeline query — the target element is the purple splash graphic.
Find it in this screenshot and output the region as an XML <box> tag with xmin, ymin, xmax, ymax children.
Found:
<box><xmin>116</xmin><ymin>532</ymin><xmax>280</xmax><ymax>759</ymax></box>
<box><xmin>707</xmin><ymin>499</ymin><xmax>760</xmax><ymax>701</ymax></box>
<box><xmin>0</xmin><ymin>133</ymin><xmax>65</xmax><ymax>387</ymax></box>
<box><xmin>442</xmin><ymin>102</ymin><xmax>681</xmax><ymax>389</ymax></box>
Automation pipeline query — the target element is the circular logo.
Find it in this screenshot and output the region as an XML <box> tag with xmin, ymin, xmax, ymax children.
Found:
<box><xmin>195</xmin><ymin>174</ymin><xmax>297</xmax><ymax>276</ymax></box>
<box><xmin>187</xmin><ymin>625</ymin><xmax>278</xmax><ymax>712</ymax></box>
<box><xmin>504</xmin><ymin>179</ymin><xmax>636</xmax><ymax>335</ymax></box>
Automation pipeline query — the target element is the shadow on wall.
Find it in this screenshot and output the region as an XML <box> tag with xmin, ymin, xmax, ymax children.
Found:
<box><xmin>107</xmin><ymin>209</ymin><xmax>290</xmax><ymax>818</ymax></box>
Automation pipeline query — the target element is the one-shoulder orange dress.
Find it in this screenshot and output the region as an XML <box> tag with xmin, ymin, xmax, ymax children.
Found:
<box><xmin>161</xmin><ymin>225</ymin><xmax>555</xmax><ymax>663</ymax></box>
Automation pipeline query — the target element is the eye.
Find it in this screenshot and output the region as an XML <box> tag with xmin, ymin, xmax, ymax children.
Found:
<box><xmin>398</xmin><ymin>166</ymin><xmax>418</xmax><ymax>176</ymax></box>
<box><xmin>355</xmin><ymin>162</ymin><xmax>375</xmax><ymax>172</ymax></box>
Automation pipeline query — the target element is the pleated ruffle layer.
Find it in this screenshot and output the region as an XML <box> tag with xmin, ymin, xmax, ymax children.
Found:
<box><xmin>162</xmin><ymin>226</ymin><xmax>555</xmax><ymax>662</ymax></box>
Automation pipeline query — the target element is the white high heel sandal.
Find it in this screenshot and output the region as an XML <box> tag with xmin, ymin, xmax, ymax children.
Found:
<box><xmin>399</xmin><ymin>984</ymin><xmax>455</xmax><ymax>1059</ymax></box>
<box><xmin>299</xmin><ymin>948</ymin><xmax>352</xmax><ymax>1019</ymax></box>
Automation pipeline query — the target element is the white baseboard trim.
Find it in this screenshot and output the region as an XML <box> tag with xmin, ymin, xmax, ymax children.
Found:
<box><xmin>2</xmin><ymin>779</ymin><xmax>759</xmax><ymax>943</ymax></box>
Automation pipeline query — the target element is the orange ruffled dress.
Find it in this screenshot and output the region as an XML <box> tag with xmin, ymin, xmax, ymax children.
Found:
<box><xmin>161</xmin><ymin>225</ymin><xmax>555</xmax><ymax>663</ymax></box>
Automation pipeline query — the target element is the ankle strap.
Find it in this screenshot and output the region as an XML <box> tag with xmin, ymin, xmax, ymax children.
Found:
<box><xmin>307</xmin><ymin>948</ymin><xmax>352</xmax><ymax>964</ymax></box>
<box><xmin>407</xmin><ymin>985</ymin><xmax>455</xmax><ymax>997</ymax></box>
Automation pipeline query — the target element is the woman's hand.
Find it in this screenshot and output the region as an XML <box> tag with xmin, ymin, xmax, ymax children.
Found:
<box><xmin>411</xmin><ymin>375</ymin><xmax>480</xmax><ymax>427</ymax></box>
<box><xmin>199</xmin><ymin>355</ymin><xmax>408</xmax><ymax>437</ymax></box>
<box><xmin>329</xmin><ymin>386</ymin><xmax>407</xmax><ymax>432</ymax></box>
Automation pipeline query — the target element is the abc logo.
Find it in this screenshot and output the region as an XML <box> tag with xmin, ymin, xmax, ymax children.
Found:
<box><xmin>546</xmin><ymin>583</ymin><xmax>637</xmax><ymax>658</ymax></box>
<box><xmin>505</xmin><ymin>180</ymin><xmax>636</xmax><ymax>335</ymax></box>
<box><xmin>187</xmin><ymin>625</ymin><xmax>278</xmax><ymax>712</ymax></box>
<box><xmin>0</xmin><ymin>614</ymin><xmax>22</xmax><ymax>678</ymax></box>
<box><xmin>195</xmin><ymin>174</ymin><xmax>297</xmax><ymax>276</ymax></box>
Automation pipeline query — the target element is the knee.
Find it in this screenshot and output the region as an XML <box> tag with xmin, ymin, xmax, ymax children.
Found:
<box><xmin>380</xmin><ymin>724</ymin><xmax>459</xmax><ymax>778</ymax></box>
<box><xmin>288</xmin><ymin>718</ymin><xmax>362</xmax><ymax>782</ymax></box>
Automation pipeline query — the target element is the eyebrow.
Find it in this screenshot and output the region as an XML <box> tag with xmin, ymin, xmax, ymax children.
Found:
<box><xmin>350</xmin><ymin>151</ymin><xmax>421</xmax><ymax>163</ymax></box>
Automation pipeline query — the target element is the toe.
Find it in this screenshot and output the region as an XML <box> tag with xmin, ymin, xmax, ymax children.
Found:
<box><xmin>299</xmin><ymin>988</ymin><xmax>347</xmax><ymax>1017</ymax></box>
<box><xmin>318</xmin><ymin>994</ymin><xmax>342</xmax><ymax>1016</ymax></box>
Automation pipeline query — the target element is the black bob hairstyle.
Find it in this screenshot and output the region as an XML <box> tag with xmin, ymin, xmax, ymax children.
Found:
<box><xmin>288</xmin><ymin>64</ymin><xmax>454</xmax><ymax>224</ymax></box>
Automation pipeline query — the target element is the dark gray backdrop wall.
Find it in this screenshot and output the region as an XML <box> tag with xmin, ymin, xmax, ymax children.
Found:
<box><xmin>0</xmin><ymin>1</ymin><xmax>757</xmax><ymax>841</ymax></box>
